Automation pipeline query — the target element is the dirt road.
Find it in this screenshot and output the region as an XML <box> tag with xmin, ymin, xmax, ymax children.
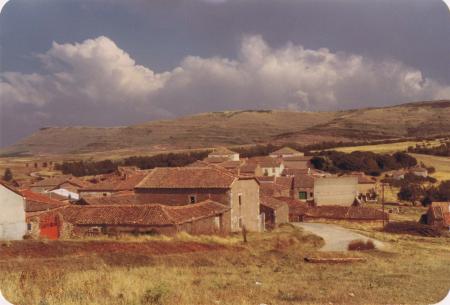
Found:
<box><xmin>294</xmin><ymin>222</ymin><xmax>386</xmax><ymax>252</ymax></box>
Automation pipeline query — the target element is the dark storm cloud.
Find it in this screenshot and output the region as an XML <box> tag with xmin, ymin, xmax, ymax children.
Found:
<box><xmin>1</xmin><ymin>0</ymin><xmax>450</xmax><ymax>146</ymax></box>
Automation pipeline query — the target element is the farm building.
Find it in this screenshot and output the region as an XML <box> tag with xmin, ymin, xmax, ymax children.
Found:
<box><xmin>270</xmin><ymin>147</ymin><xmax>304</xmax><ymax>158</ymax></box>
<box><xmin>424</xmin><ymin>202</ymin><xmax>450</xmax><ymax>230</ymax></box>
<box><xmin>292</xmin><ymin>174</ymin><xmax>315</xmax><ymax>202</ymax></box>
<box><xmin>247</xmin><ymin>156</ymin><xmax>284</xmax><ymax>177</ymax></box>
<box><xmin>259</xmin><ymin>196</ymin><xmax>289</xmax><ymax>229</ymax></box>
<box><xmin>28</xmin><ymin>200</ymin><xmax>231</xmax><ymax>237</ymax></box>
<box><xmin>0</xmin><ymin>182</ymin><xmax>27</xmax><ymax>240</ymax></box>
<box><xmin>313</xmin><ymin>176</ymin><xmax>358</xmax><ymax>206</ymax></box>
<box><xmin>22</xmin><ymin>189</ymin><xmax>68</xmax><ymax>240</ymax></box>
<box><xmin>135</xmin><ymin>167</ymin><xmax>262</xmax><ymax>232</ymax></box>
<box><xmin>274</xmin><ymin>197</ymin><xmax>309</xmax><ymax>222</ymax></box>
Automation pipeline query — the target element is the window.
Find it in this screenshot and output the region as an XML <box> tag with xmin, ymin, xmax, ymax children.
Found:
<box><xmin>103</xmin><ymin>193</ymin><xmax>107</xmax><ymax>197</ymax></box>
<box><xmin>27</xmin><ymin>223</ymin><xmax>32</xmax><ymax>231</ymax></box>
<box><xmin>310</xmin><ymin>192</ymin><xmax>313</xmax><ymax>197</ymax></box>
<box><xmin>299</xmin><ymin>192</ymin><xmax>307</xmax><ymax>200</ymax></box>
<box><xmin>238</xmin><ymin>194</ymin><xmax>242</xmax><ymax>206</ymax></box>
<box><xmin>189</xmin><ymin>195</ymin><xmax>196</xmax><ymax>204</ymax></box>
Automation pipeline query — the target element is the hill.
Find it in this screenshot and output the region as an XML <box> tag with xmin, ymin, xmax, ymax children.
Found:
<box><xmin>2</xmin><ymin>100</ymin><xmax>450</xmax><ymax>156</ymax></box>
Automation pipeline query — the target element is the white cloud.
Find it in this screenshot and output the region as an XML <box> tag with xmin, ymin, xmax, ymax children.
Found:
<box><xmin>1</xmin><ymin>35</ymin><xmax>449</xmax><ymax>138</ymax></box>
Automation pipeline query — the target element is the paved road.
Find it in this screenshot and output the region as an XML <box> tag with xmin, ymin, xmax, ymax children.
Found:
<box><xmin>294</xmin><ymin>222</ymin><xmax>386</xmax><ymax>252</ymax></box>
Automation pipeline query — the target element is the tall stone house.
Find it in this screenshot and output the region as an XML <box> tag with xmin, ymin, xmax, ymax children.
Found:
<box><xmin>134</xmin><ymin>167</ymin><xmax>262</xmax><ymax>232</ymax></box>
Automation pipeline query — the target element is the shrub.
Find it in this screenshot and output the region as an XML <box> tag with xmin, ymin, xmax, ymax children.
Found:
<box><xmin>2</xmin><ymin>168</ymin><xmax>13</xmax><ymax>181</ymax></box>
<box><xmin>348</xmin><ymin>239</ymin><xmax>375</xmax><ymax>251</ymax></box>
<box><xmin>141</xmin><ymin>284</ymin><xmax>170</xmax><ymax>305</ymax></box>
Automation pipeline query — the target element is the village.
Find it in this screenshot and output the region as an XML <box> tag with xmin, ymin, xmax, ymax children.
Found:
<box><xmin>1</xmin><ymin>146</ymin><xmax>448</xmax><ymax>241</ymax></box>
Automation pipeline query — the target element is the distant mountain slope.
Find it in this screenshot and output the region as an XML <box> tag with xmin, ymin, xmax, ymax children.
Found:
<box><xmin>2</xmin><ymin>100</ymin><xmax>450</xmax><ymax>156</ymax></box>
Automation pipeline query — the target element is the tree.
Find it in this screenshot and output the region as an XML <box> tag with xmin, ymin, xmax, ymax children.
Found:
<box><xmin>398</xmin><ymin>184</ymin><xmax>422</xmax><ymax>205</ymax></box>
<box><xmin>3</xmin><ymin>168</ymin><xmax>13</xmax><ymax>181</ymax></box>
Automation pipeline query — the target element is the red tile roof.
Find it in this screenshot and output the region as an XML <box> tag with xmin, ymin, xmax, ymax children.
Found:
<box><xmin>80</xmin><ymin>172</ymin><xmax>147</xmax><ymax>192</ymax></box>
<box><xmin>248</xmin><ymin>156</ymin><xmax>283</xmax><ymax>168</ymax></box>
<box><xmin>444</xmin><ymin>213</ymin><xmax>450</xmax><ymax>226</ymax></box>
<box><xmin>30</xmin><ymin>175</ymin><xmax>89</xmax><ymax>188</ymax></box>
<box><xmin>51</xmin><ymin>200</ymin><xmax>229</xmax><ymax>226</ymax></box>
<box><xmin>275</xmin><ymin>197</ymin><xmax>309</xmax><ymax>214</ymax></box>
<box><xmin>260</xmin><ymin>183</ymin><xmax>289</xmax><ymax>196</ymax></box>
<box><xmin>293</xmin><ymin>174</ymin><xmax>315</xmax><ymax>189</ymax></box>
<box><xmin>136</xmin><ymin>167</ymin><xmax>237</xmax><ymax>189</ymax></box>
<box><xmin>21</xmin><ymin>189</ymin><xmax>67</xmax><ymax>213</ymax></box>
<box><xmin>260</xmin><ymin>196</ymin><xmax>288</xmax><ymax>210</ymax></box>
<box><xmin>304</xmin><ymin>206</ymin><xmax>388</xmax><ymax>221</ymax></box>
<box><xmin>275</xmin><ymin>177</ymin><xmax>293</xmax><ymax>189</ymax></box>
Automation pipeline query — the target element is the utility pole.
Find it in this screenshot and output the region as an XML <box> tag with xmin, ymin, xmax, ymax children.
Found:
<box><xmin>381</xmin><ymin>183</ymin><xmax>386</xmax><ymax>228</ymax></box>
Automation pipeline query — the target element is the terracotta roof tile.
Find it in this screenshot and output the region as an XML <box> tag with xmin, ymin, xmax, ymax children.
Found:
<box><xmin>136</xmin><ymin>167</ymin><xmax>237</xmax><ymax>189</ymax></box>
<box><xmin>30</xmin><ymin>175</ymin><xmax>89</xmax><ymax>188</ymax></box>
<box><xmin>80</xmin><ymin>172</ymin><xmax>147</xmax><ymax>192</ymax></box>
<box><xmin>293</xmin><ymin>174</ymin><xmax>315</xmax><ymax>189</ymax></box>
<box><xmin>52</xmin><ymin>200</ymin><xmax>229</xmax><ymax>226</ymax></box>
<box><xmin>260</xmin><ymin>196</ymin><xmax>288</xmax><ymax>210</ymax></box>
<box><xmin>21</xmin><ymin>189</ymin><xmax>67</xmax><ymax>213</ymax></box>
<box><xmin>248</xmin><ymin>156</ymin><xmax>283</xmax><ymax>167</ymax></box>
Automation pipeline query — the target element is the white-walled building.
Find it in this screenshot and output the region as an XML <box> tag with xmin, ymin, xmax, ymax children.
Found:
<box><xmin>0</xmin><ymin>182</ymin><xmax>27</xmax><ymax>240</ymax></box>
<box><xmin>314</xmin><ymin>176</ymin><xmax>358</xmax><ymax>206</ymax></box>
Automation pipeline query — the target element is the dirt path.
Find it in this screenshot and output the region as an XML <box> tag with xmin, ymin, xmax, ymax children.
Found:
<box><xmin>294</xmin><ymin>222</ymin><xmax>386</xmax><ymax>252</ymax></box>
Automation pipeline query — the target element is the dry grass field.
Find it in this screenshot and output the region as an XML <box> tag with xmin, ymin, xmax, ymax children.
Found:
<box><xmin>1</xmin><ymin>223</ymin><xmax>449</xmax><ymax>305</ymax></box>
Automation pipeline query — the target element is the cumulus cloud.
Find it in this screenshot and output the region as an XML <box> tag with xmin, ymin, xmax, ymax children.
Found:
<box><xmin>1</xmin><ymin>35</ymin><xmax>449</xmax><ymax>145</ymax></box>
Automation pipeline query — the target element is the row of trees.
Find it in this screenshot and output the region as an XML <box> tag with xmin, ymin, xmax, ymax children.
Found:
<box><xmin>398</xmin><ymin>180</ymin><xmax>450</xmax><ymax>206</ymax></box>
<box><xmin>310</xmin><ymin>151</ymin><xmax>417</xmax><ymax>176</ymax></box>
<box><xmin>55</xmin><ymin>150</ymin><xmax>211</xmax><ymax>176</ymax></box>
<box><xmin>407</xmin><ymin>141</ymin><xmax>450</xmax><ymax>157</ymax></box>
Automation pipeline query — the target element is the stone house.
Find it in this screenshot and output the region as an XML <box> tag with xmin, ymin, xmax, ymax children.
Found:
<box><xmin>313</xmin><ymin>176</ymin><xmax>358</xmax><ymax>206</ymax></box>
<box><xmin>259</xmin><ymin>196</ymin><xmax>289</xmax><ymax>229</ymax></box>
<box><xmin>28</xmin><ymin>200</ymin><xmax>231</xmax><ymax>238</ymax></box>
<box><xmin>22</xmin><ymin>189</ymin><xmax>68</xmax><ymax>240</ymax></box>
<box><xmin>247</xmin><ymin>157</ymin><xmax>284</xmax><ymax>177</ymax></box>
<box><xmin>0</xmin><ymin>182</ymin><xmax>27</xmax><ymax>240</ymax></box>
<box><xmin>134</xmin><ymin>167</ymin><xmax>262</xmax><ymax>232</ymax></box>
<box><xmin>292</xmin><ymin>174</ymin><xmax>315</xmax><ymax>202</ymax></box>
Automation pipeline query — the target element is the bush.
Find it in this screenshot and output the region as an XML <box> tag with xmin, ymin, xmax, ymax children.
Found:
<box><xmin>348</xmin><ymin>239</ymin><xmax>375</xmax><ymax>251</ymax></box>
<box><xmin>141</xmin><ymin>284</ymin><xmax>170</xmax><ymax>305</ymax></box>
<box><xmin>2</xmin><ymin>168</ymin><xmax>13</xmax><ymax>181</ymax></box>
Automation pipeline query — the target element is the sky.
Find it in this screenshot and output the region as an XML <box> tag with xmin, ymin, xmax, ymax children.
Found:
<box><xmin>0</xmin><ymin>0</ymin><xmax>450</xmax><ymax>147</ymax></box>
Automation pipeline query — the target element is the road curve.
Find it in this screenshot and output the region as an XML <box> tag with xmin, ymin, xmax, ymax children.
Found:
<box><xmin>294</xmin><ymin>222</ymin><xmax>386</xmax><ymax>252</ymax></box>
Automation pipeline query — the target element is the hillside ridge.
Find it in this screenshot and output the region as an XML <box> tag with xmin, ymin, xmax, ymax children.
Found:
<box><xmin>2</xmin><ymin>100</ymin><xmax>449</xmax><ymax>156</ymax></box>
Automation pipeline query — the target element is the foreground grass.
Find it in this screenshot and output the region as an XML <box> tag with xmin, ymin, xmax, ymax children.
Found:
<box><xmin>1</xmin><ymin>224</ymin><xmax>449</xmax><ymax>305</ymax></box>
